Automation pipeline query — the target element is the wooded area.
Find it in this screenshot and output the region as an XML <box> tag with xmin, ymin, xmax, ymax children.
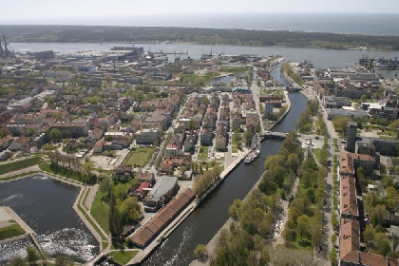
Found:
<box><xmin>1</xmin><ymin>25</ymin><xmax>399</xmax><ymax>50</ymax></box>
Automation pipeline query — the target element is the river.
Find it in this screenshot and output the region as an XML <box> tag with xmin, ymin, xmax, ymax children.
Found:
<box><xmin>8</xmin><ymin>42</ymin><xmax>399</xmax><ymax>72</ymax></box>
<box><xmin>0</xmin><ymin>176</ymin><xmax>99</xmax><ymax>263</ymax></box>
<box><xmin>142</xmin><ymin>77</ymin><xmax>308</xmax><ymax>265</ymax></box>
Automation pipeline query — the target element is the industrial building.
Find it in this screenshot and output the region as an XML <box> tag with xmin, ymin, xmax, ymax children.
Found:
<box><xmin>131</xmin><ymin>188</ymin><xmax>195</xmax><ymax>248</ymax></box>
<box><xmin>144</xmin><ymin>176</ymin><xmax>178</xmax><ymax>212</ymax></box>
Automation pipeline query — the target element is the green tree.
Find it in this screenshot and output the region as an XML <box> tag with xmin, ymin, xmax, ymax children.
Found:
<box><xmin>108</xmin><ymin>193</ymin><xmax>121</xmax><ymax>237</ymax></box>
<box><xmin>194</xmin><ymin>244</ymin><xmax>208</xmax><ymax>262</ymax></box>
<box><xmin>49</xmin><ymin>128</ymin><xmax>62</xmax><ymax>142</ymax></box>
<box><xmin>26</xmin><ymin>246</ymin><xmax>40</xmax><ymax>266</ymax></box>
<box><xmin>379</xmin><ymin>239</ymin><xmax>392</xmax><ymax>256</ymax></box>
<box><xmin>99</xmin><ymin>176</ymin><xmax>113</xmax><ymax>200</ymax></box>
<box><xmin>288</xmin><ymin>153</ymin><xmax>300</xmax><ymax>173</ymax></box>
<box><xmin>55</xmin><ymin>255</ymin><xmax>72</xmax><ymax>266</ymax></box>
<box><xmin>114</xmin><ymin>183</ymin><xmax>129</xmax><ymax>201</ymax></box>
<box><xmin>228</xmin><ymin>199</ymin><xmax>242</xmax><ymax>220</ymax></box>
<box><xmin>371</xmin><ymin>204</ymin><xmax>388</xmax><ymax>226</ymax></box>
<box><xmin>364</xmin><ymin>225</ymin><xmax>375</xmax><ymax>247</ymax></box>
<box><xmin>357</xmin><ymin>167</ymin><xmax>368</xmax><ymax>191</ymax></box>
<box><xmin>119</xmin><ymin>197</ymin><xmax>141</xmax><ymax>224</ymax></box>
<box><xmin>297</xmin><ymin>215</ymin><xmax>312</xmax><ymax>240</ymax></box>
<box><xmin>10</xmin><ymin>256</ymin><xmax>27</xmax><ymax>266</ymax></box>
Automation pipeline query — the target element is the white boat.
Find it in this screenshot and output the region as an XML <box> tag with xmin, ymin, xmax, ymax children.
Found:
<box><xmin>244</xmin><ymin>149</ymin><xmax>260</xmax><ymax>164</ymax></box>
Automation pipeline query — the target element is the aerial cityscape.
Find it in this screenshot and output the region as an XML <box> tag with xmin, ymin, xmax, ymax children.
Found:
<box><xmin>0</xmin><ymin>1</ymin><xmax>399</xmax><ymax>266</ymax></box>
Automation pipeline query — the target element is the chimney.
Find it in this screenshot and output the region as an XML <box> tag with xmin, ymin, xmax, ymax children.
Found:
<box><xmin>3</xmin><ymin>35</ymin><xmax>8</xmax><ymax>55</ymax></box>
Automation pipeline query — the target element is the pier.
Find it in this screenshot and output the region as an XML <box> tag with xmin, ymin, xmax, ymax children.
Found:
<box><xmin>153</xmin><ymin>50</ymin><xmax>189</xmax><ymax>55</ymax></box>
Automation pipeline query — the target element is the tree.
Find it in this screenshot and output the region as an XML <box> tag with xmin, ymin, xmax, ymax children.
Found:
<box><xmin>49</xmin><ymin>128</ymin><xmax>62</xmax><ymax>142</ymax></box>
<box><xmin>194</xmin><ymin>244</ymin><xmax>208</xmax><ymax>262</ymax></box>
<box><xmin>108</xmin><ymin>193</ymin><xmax>121</xmax><ymax>237</ymax></box>
<box><xmin>228</xmin><ymin>199</ymin><xmax>242</xmax><ymax>220</ymax></box>
<box><xmin>371</xmin><ymin>204</ymin><xmax>388</xmax><ymax>226</ymax></box>
<box><xmin>363</xmin><ymin>226</ymin><xmax>375</xmax><ymax>246</ymax></box>
<box><xmin>297</xmin><ymin>215</ymin><xmax>312</xmax><ymax>240</ymax></box>
<box><xmin>259</xmin><ymin>246</ymin><xmax>270</xmax><ymax>266</ymax></box>
<box><xmin>361</xmin><ymin>94</ymin><xmax>368</xmax><ymax>102</ymax></box>
<box><xmin>114</xmin><ymin>183</ymin><xmax>129</xmax><ymax>201</ymax></box>
<box><xmin>119</xmin><ymin>197</ymin><xmax>141</xmax><ymax>224</ymax></box>
<box><xmin>357</xmin><ymin>167</ymin><xmax>368</xmax><ymax>191</ymax></box>
<box><xmin>288</xmin><ymin>153</ymin><xmax>300</xmax><ymax>173</ymax></box>
<box><xmin>379</xmin><ymin>239</ymin><xmax>392</xmax><ymax>256</ymax></box>
<box><xmin>10</xmin><ymin>256</ymin><xmax>27</xmax><ymax>266</ymax></box>
<box><xmin>26</xmin><ymin>246</ymin><xmax>40</xmax><ymax>266</ymax></box>
<box><xmin>100</xmin><ymin>176</ymin><xmax>113</xmax><ymax>200</ymax></box>
<box><xmin>332</xmin><ymin>116</ymin><xmax>351</xmax><ymax>136</ymax></box>
<box><xmin>55</xmin><ymin>255</ymin><xmax>72</xmax><ymax>266</ymax></box>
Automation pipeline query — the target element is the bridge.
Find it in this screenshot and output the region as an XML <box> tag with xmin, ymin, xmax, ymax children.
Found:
<box><xmin>262</xmin><ymin>131</ymin><xmax>288</xmax><ymax>139</ymax></box>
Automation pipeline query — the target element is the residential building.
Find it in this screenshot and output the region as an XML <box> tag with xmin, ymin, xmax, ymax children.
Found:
<box><xmin>135</xmin><ymin>128</ymin><xmax>159</xmax><ymax>145</ymax></box>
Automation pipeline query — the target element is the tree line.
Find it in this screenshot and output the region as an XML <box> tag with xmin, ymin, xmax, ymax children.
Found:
<box><xmin>210</xmin><ymin>132</ymin><xmax>305</xmax><ymax>265</ymax></box>
<box><xmin>2</xmin><ymin>25</ymin><xmax>399</xmax><ymax>50</ymax></box>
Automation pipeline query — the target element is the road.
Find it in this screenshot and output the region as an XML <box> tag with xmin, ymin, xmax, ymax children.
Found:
<box><xmin>307</xmin><ymin>81</ymin><xmax>340</xmax><ymax>264</ymax></box>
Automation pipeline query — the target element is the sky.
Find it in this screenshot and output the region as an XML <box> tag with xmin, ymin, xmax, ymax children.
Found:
<box><xmin>1</xmin><ymin>0</ymin><xmax>399</xmax><ymax>22</ymax></box>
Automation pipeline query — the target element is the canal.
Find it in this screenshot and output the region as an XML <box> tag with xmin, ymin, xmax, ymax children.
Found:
<box><xmin>0</xmin><ymin>176</ymin><xmax>99</xmax><ymax>263</ymax></box>
<box><xmin>143</xmin><ymin>77</ymin><xmax>308</xmax><ymax>265</ymax></box>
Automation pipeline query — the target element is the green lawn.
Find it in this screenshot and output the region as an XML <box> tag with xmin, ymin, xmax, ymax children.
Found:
<box><xmin>90</xmin><ymin>190</ymin><xmax>109</xmax><ymax>234</ymax></box>
<box><xmin>313</xmin><ymin>148</ymin><xmax>323</xmax><ymax>165</ymax></box>
<box><xmin>108</xmin><ymin>250</ymin><xmax>139</xmax><ymax>265</ymax></box>
<box><xmin>220</xmin><ymin>66</ymin><xmax>247</xmax><ymax>74</ymax></box>
<box><xmin>0</xmin><ymin>222</ymin><xmax>26</xmax><ymax>241</ymax></box>
<box><xmin>198</xmin><ymin>146</ymin><xmax>209</xmax><ymax>160</ymax></box>
<box><xmin>0</xmin><ymin>157</ymin><xmax>41</xmax><ymax>175</ymax></box>
<box><xmin>123</xmin><ymin>147</ymin><xmax>155</xmax><ymax>167</ymax></box>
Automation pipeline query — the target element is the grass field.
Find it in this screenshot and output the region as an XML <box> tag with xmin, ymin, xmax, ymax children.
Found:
<box><xmin>108</xmin><ymin>250</ymin><xmax>139</xmax><ymax>264</ymax></box>
<box><xmin>197</xmin><ymin>146</ymin><xmax>209</xmax><ymax>160</ymax></box>
<box><xmin>313</xmin><ymin>148</ymin><xmax>323</xmax><ymax>165</ymax></box>
<box><xmin>0</xmin><ymin>157</ymin><xmax>40</xmax><ymax>175</ymax></box>
<box><xmin>0</xmin><ymin>222</ymin><xmax>26</xmax><ymax>241</ymax></box>
<box><xmin>123</xmin><ymin>147</ymin><xmax>155</xmax><ymax>167</ymax></box>
<box><xmin>90</xmin><ymin>190</ymin><xmax>109</xmax><ymax>234</ymax></box>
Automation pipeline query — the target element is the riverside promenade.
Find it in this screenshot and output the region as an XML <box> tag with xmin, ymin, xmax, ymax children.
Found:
<box><xmin>190</xmin><ymin>90</ymin><xmax>294</xmax><ymax>266</ymax></box>
<box><xmin>127</xmin><ymin>150</ymin><xmax>249</xmax><ymax>265</ymax></box>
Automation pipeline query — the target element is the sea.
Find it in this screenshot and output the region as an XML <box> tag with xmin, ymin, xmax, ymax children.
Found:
<box><xmin>3</xmin><ymin>13</ymin><xmax>399</xmax><ymax>36</ymax></box>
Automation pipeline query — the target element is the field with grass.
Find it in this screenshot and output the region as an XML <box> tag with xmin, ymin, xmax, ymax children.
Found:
<box><xmin>123</xmin><ymin>147</ymin><xmax>155</xmax><ymax>167</ymax></box>
<box><xmin>108</xmin><ymin>250</ymin><xmax>139</xmax><ymax>264</ymax></box>
<box><xmin>197</xmin><ymin>146</ymin><xmax>209</xmax><ymax>160</ymax></box>
<box><xmin>313</xmin><ymin>148</ymin><xmax>323</xmax><ymax>165</ymax></box>
<box><xmin>0</xmin><ymin>221</ymin><xmax>26</xmax><ymax>241</ymax></box>
<box><xmin>90</xmin><ymin>190</ymin><xmax>109</xmax><ymax>234</ymax></box>
<box><xmin>0</xmin><ymin>157</ymin><xmax>40</xmax><ymax>175</ymax></box>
